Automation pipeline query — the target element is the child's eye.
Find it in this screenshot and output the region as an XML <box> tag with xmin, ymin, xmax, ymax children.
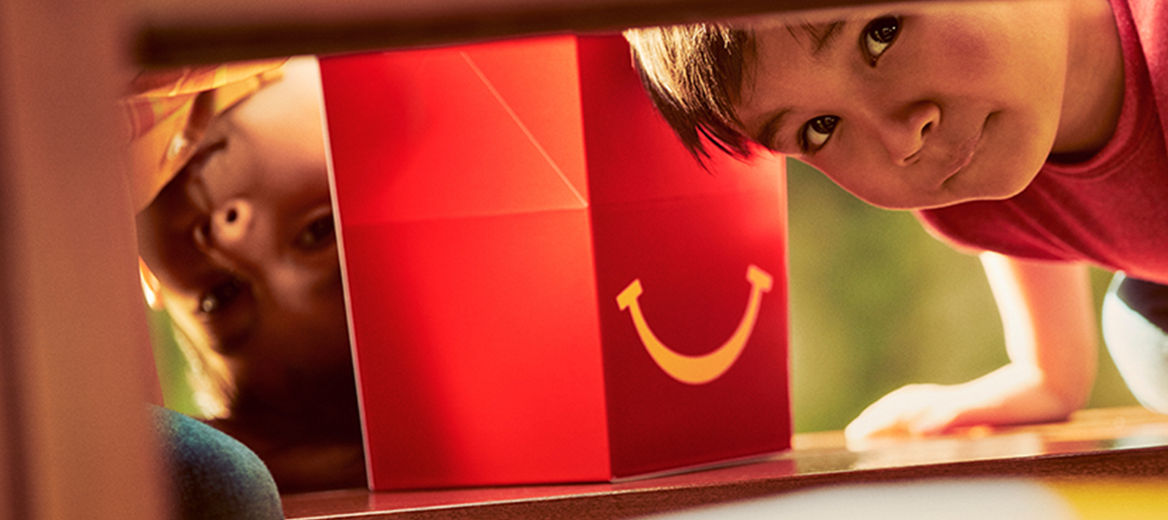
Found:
<box><xmin>862</xmin><ymin>16</ymin><xmax>901</xmax><ymax>64</ymax></box>
<box><xmin>294</xmin><ymin>214</ymin><xmax>336</xmax><ymax>250</ymax></box>
<box><xmin>199</xmin><ymin>276</ymin><xmax>244</xmax><ymax>314</ymax></box>
<box><xmin>800</xmin><ymin>115</ymin><xmax>839</xmax><ymax>153</ymax></box>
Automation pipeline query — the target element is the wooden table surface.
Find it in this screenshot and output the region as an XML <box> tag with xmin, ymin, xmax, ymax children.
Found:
<box><xmin>281</xmin><ymin>407</ymin><xmax>1168</xmax><ymax>519</ymax></box>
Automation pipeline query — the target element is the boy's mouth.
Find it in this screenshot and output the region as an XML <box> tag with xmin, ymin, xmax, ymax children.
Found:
<box><xmin>939</xmin><ymin>115</ymin><xmax>990</xmax><ymax>186</ymax></box>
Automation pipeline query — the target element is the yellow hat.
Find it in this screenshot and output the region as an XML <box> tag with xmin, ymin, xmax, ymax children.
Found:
<box><xmin>121</xmin><ymin>59</ymin><xmax>286</xmax><ymax>211</ymax></box>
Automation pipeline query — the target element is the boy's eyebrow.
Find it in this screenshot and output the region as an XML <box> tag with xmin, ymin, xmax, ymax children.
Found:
<box><xmin>795</xmin><ymin>20</ymin><xmax>846</xmax><ymax>57</ymax></box>
<box><xmin>754</xmin><ymin>108</ymin><xmax>792</xmax><ymax>151</ymax></box>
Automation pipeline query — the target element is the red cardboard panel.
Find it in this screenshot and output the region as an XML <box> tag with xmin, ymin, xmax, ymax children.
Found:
<box><xmin>322</xmin><ymin>38</ymin><xmax>587</xmax><ymax>225</ymax></box>
<box><xmin>461</xmin><ymin>39</ymin><xmax>590</xmax><ymax>203</ymax></box>
<box><xmin>339</xmin><ymin>212</ymin><xmax>611</xmax><ymax>487</ymax></box>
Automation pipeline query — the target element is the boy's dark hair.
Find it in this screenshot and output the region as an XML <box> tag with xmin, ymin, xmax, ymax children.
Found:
<box><xmin>624</xmin><ymin>23</ymin><xmax>755</xmax><ymax>161</ymax></box>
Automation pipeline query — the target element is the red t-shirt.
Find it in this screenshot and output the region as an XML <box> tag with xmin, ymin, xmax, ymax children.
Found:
<box><xmin>916</xmin><ymin>0</ymin><xmax>1168</xmax><ymax>283</ymax></box>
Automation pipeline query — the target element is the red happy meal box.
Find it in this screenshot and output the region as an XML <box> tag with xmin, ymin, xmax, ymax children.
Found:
<box><xmin>319</xmin><ymin>34</ymin><xmax>790</xmax><ymax>489</ymax></box>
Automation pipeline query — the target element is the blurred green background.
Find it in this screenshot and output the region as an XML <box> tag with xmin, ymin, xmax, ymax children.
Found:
<box><xmin>149</xmin><ymin>156</ymin><xmax>1140</xmax><ymax>432</ymax></box>
<box><xmin>147</xmin><ymin>308</ymin><xmax>201</xmax><ymax>417</ymax></box>
<box><xmin>784</xmin><ymin>157</ymin><xmax>1136</xmax><ymax>433</ymax></box>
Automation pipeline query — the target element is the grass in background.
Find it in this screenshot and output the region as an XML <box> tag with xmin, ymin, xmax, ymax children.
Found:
<box><xmin>145</xmin><ymin>307</ymin><xmax>202</xmax><ymax>417</ymax></box>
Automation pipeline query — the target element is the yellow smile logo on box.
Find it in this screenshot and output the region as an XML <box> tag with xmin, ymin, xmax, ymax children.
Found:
<box><xmin>616</xmin><ymin>265</ymin><xmax>774</xmax><ymax>385</ymax></box>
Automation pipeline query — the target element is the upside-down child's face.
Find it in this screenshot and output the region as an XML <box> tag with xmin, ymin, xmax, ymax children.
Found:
<box><xmin>136</xmin><ymin>58</ymin><xmax>352</xmax><ymax>397</ymax></box>
<box><xmin>734</xmin><ymin>2</ymin><xmax>1078</xmax><ymax>210</ymax></box>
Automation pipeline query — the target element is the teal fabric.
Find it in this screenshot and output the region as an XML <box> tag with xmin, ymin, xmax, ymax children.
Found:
<box><xmin>151</xmin><ymin>406</ymin><xmax>284</xmax><ymax>519</ymax></box>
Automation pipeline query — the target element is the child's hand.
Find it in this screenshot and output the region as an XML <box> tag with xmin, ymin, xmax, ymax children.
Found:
<box><xmin>844</xmin><ymin>255</ymin><xmax>1099</xmax><ymax>449</ymax></box>
<box><xmin>843</xmin><ymin>363</ymin><xmax>1079</xmax><ymax>448</ymax></box>
<box><xmin>843</xmin><ymin>382</ymin><xmax>966</xmax><ymax>442</ymax></box>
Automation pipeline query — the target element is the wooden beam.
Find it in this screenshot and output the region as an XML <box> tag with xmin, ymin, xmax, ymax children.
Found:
<box><xmin>132</xmin><ymin>0</ymin><xmax>954</xmax><ymax>66</ymax></box>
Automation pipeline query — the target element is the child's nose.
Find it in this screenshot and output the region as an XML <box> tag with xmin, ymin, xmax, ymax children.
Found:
<box><xmin>209</xmin><ymin>198</ymin><xmax>255</xmax><ymax>251</ymax></box>
<box><xmin>879</xmin><ymin>101</ymin><xmax>940</xmax><ymax>166</ymax></box>
<box><xmin>191</xmin><ymin>198</ymin><xmax>273</xmax><ymax>278</ymax></box>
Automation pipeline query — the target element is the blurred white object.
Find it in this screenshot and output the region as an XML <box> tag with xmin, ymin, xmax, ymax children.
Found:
<box><xmin>642</xmin><ymin>479</ymin><xmax>1077</xmax><ymax>520</ymax></box>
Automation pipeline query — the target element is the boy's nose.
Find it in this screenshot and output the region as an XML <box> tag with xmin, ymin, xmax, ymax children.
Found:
<box><xmin>879</xmin><ymin>101</ymin><xmax>940</xmax><ymax>166</ymax></box>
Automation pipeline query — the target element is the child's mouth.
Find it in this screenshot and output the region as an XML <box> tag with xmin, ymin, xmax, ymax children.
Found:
<box><xmin>939</xmin><ymin>115</ymin><xmax>990</xmax><ymax>185</ymax></box>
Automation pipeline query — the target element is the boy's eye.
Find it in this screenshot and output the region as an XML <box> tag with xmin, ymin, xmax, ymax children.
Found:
<box><xmin>862</xmin><ymin>16</ymin><xmax>901</xmax><ymax>64</ymax></box>
<box><xmin>294</xmin><ymin>214</ymin><xmax>336</xmax><ymax>250</ymax></box>
<box><xmin>199</xmin><ymin>277</ymin><xmax>244</xmax><ymax>314</ymax></box>
<box><xmin>801</xmin><ymin>115</ymin><xmax>839</xmax><ymax>153</ymax></box>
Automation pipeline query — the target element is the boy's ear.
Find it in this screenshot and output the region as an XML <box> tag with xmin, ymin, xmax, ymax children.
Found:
<box><xmin>138</xmin><ymin>257</ymin><xmax>165</xmax><ymax>310</ymax></box>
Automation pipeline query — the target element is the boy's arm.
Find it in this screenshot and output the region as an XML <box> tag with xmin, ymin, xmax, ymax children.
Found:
<box><xmin>844</xmin><ymin>252</ymin><xmax>1097</xmax><ymax>444</ymax></box>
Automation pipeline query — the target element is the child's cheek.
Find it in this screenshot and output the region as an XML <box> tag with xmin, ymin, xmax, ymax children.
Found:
<box><xmin>808</xmin><ymin>151</ymin><xmax>878</xmax><ymax>202</ymax></box>
<box><xmin>922</xmin><ymin>19</ymin><xmax>998</xmax><ymax>83</ymax></box>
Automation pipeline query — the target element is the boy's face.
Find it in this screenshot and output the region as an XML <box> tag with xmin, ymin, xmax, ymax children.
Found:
<box><xmin>734</xmin><ymin>2</ymin><xmax>1072</xmax><ymax>210</ymax></box>
<box><xmin>136</xmin><ymin>58</ymin><xmax>352</xmax><ymax>389</ymax></box>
